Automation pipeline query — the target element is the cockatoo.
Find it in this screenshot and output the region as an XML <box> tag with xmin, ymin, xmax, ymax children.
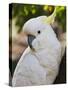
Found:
<box><xmin>12</xmin><ymin>7</ymin><xmax>64</xmax><ymax>86</ymax></box>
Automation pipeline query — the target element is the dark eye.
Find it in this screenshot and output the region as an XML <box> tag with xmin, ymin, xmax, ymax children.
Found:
<box><xmin>37</xmin><ymin>30</ymin><xmax>41</xmax><ymax>34</ymax></box>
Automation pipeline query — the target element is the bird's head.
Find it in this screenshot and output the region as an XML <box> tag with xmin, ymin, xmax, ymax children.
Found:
<box><xmin>23</xmin><ymin>7</ymin><xmax>58</xmax><ymax>52</ymax></box>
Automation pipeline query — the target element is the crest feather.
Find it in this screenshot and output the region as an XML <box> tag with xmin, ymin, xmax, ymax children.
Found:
<box><xmin>42</xmin><ymin>7</ymin><xmax>57</xmax><ymax>24</ymax></box>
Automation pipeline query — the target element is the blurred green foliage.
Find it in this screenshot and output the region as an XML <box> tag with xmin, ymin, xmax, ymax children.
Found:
<box><xmin>56</xmin><ymin>6</ymin><xmax>66</xmax><ymax>32</ymax></box>
<box><xmin>10</xmin><ymin>3</ymin><xmax>66</xmax><ymax>32</ymax></box>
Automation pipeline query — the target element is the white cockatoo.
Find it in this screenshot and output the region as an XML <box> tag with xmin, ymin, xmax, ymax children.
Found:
<box><xmin>12</xmin><ymin>7</ymin><xmax>64</xmax><ymax>86</ymax></box>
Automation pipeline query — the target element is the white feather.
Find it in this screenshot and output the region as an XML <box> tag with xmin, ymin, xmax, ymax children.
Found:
<box><xmin>12</xmin><ymin>16</ymin><xmax>62</xmax><ymax>86</ymax></box>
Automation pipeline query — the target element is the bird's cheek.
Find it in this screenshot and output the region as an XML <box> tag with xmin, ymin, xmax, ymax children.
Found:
<box><xmin>32</xmin><ymin>39</ymin><xmax>40</xmax><ymax>50</ymax></box>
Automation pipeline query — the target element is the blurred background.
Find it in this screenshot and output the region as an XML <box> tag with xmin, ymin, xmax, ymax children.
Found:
<box><xmin>9</xmin><ymin>3</ymin><xmax>66</xmax><ymax>85</ymax></box>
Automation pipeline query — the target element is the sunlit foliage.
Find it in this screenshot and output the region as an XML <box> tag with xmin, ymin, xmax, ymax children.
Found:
<box><xmin>9</xmin><ymin>3</ymin><xmax>66</xmax><ymax>32</ymax></box>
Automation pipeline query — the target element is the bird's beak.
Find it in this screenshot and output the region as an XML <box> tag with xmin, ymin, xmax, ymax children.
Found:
<box><xmin>28</xmin><ymin>35</ymin><xmax>36</xmax><ymax>49</ymax></box>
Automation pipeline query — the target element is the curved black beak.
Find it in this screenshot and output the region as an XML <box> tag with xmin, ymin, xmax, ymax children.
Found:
<box><xmin>28</xmin><ymin>35</ymin><xmax>36</xmax><ymax>49</ymax></box>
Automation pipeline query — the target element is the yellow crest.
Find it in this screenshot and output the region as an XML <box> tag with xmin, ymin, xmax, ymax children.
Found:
<box><xmin>42</xmin><ymin>7</ymin><xmax>57</xmax><ymax>24</ymax></box>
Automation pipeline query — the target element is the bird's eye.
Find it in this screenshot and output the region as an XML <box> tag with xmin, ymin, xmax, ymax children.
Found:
<box><xmin>37</xmin><ymin>30</ymin><xmax>41</xmax><ymax>34</ymax></box>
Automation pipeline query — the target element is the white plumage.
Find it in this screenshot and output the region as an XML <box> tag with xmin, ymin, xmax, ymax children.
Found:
<box><xmin>12</xmin><ymin>9</ymin><xmax>64</xmax><ymax>86</ymax></box>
